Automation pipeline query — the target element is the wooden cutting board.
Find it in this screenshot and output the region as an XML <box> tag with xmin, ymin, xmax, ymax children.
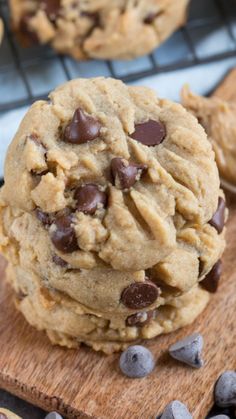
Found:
<box><xmin>1</xmin><ymin>73</ymin><xmax>236</xmax><ymax>419</ymax></box>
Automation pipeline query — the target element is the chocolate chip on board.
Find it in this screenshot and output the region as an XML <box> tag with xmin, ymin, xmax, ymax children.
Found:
<box><xmin>201</xmin><ymin>260</ymin><xmax>222</xmax><ymax>293</ymax></box>
<box><xmin>121</xmin><ymin>280</ymin><xmax>159</xmax><ymax>309</ymax></box>
<box><xmin>63</xmin><ymin>108</ymin><xmax>101</xmax><ymax>144</ymax></box>
<box><xmin>169</xmin><ymin>333</ymin><xmax>204</xmax><ymax>368</ymax></box>
<box><xmin>214</xmin><ymin>371</ymin><xmax>236</xmax><ymax>407</ymax></box>
<box><xmin>75</xmin><ymin>184</ymin><xmax>107</xmax><ymax>215</ymax></box>
<box><xmin>45</xmin><ymin>412</ymin><xmax>63</xmax><ymax>419</ymax></box>
<box><xmin>119</xmin><ymin>345</ymin><xmax>155</xmax><ymax>378</ymax></box>
<box><xmin>126</xmin><ymin>310</ymin><xmax>155</xmax><ymax>327</ymax></box>
<box><xmin>130</xmin><ymin>120</ymin><xmax>166</xmax><ymax>146</ymax></box>
<box><xmin>50</xmin><ymin>214</ymin><xmax>79</xmax><ymax>253</ymax></box>
<box><xmin>111</xmin><ymin>158</ymin><xmax>147</xmax><ymax>189</ymax></box>
<box><xmin>40</xmin><ymin>0</ymin><xmax>61</xmax><ymax>20</ymax></box>
<box><xmin>209</xmin><ymin>197</ymin><xmax>226</xmax><ymax>234</ymax></box>
<box><xmin>160</xmin><ymin>400</ymin><xmax>192</xmax><ymax>419</ymax></box>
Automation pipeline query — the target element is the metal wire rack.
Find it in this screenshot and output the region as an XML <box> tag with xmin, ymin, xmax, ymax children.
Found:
<box><xmin>0</xmin><ymin>0</ymin><xmax>236</xmax><ymax>113</ymax></box>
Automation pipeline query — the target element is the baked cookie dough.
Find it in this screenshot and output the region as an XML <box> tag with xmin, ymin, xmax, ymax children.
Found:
<box><xmin>0</xmin><ymin>408</ymin><xmax>22</xmax><ymax>419</ymax></box>
<box><xmin>182</xmin><ymin>86</ymin><xmax>236</xmax><ymax>186</ymax></box>
<box><xmin>9</xmin><ymin>0</ymin><xmax>189</xmax><ymax>60</ymax></box>
<box><xmin>0</xmin><ymin>77</ymin><xmax>226</xmax><ymax>353</ymax></box>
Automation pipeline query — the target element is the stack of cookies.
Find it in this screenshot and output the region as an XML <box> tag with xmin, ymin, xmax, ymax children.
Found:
<box><xmin>0</xmin><ymin>77</ymin><xmax>226</xmax><ymax>353</ymax></box>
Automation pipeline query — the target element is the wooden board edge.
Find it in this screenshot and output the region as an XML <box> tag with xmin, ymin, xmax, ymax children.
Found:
<box><xmin>0</xmin><ymin>372</ymin><xmax>94</xmax><ymax>419</ymax></box>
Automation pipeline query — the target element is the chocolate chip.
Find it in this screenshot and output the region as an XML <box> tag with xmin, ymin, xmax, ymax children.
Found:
<box><xmin>121</xmin><ymin>280</ymin><xmax>159</xmax><ymax>309</ymax></box>
<box><xmin>126</xmin><ymin>310</ymin><xmax>155</xmax><ymax>327</ymax></box>
<box><xmin>50</xmin><ymin>214</ymin><xmax>78</xmax><ymax>253</ymax></box>
<box><xmin>75</xmin><ymin>184</ymin><xmax>107</xmax><ymax>215</ymax></box>
<box><xmin>63</xmin><ymin>108</ymin><xmax>101</xmax><ymax>144</ymax></box>
<box><xmin>119</xmin><ymin>345</ymin><xmax>155</xmax><ymax>378</ymax></box>
<box><xmin>111</xmin><ymin>158</ymin><xmax>147</xmax><ymax>189</ymax></box>
<box><xmin>210</xmin><ymin>416</ymin><xmax>230</xmax><ymax>419</ymax></box>
<box><xmin>52</xmin><ymin>254</ymin><xmax>68</xmax><ymax>268</ymax></box>
<box><xmin>169</xmin><ymin>333</ymin><xmax>204</xmax><ymax>368</ymax></box>
<box><xmin>130</xmin><ymin>120</ymin><xmax>166</xmax><ymax>147</ymax></box>
<box><xmin>35</xmin><ymin>208</ymin><xmax>52</xmax><ymax>227</ymax></box>
<box><xmin>45</xmin><ymin>413</ymin><xmax>63</xmax><ymax>419</ymax></box>
<box><xmin>209</xmin><ymin>197</ymin><xmax>226</xmax><ymax>234</ymax></box>
<box><xmin>18</xmin><ymin>14</ymin><xmax>39</xmax><ymax>46</ymax></box>
<box><xmin>198</xmin><ymin>258</ymin><xmax>205</xmax><ymax>277</ymax></box>
<box><xmin>214</xmin><ymin>371</ymin><xmax>236</xmax><ymax>407</ymax></box>
<box><xmin>40</xmin><ymin>0</ymin><xmax>61</xmax><ymax>20</ymax></box>
<box><xmin>201</xmin><ymin>260</ymin><xmax>222</xmax><ymax>293</ymax></box>
<box><xmin>160</xmin><ymin>400</ymin><xmax>193</xmax><ymax>419</ymax></box>
<box><xmin>144</xmin><ymin>11</ymin><xmax>162</xmax><ymax>24</ymax></box>
<box><xmin>0</xmin><ymin>414</ymin><xmax>8</xmax><ymax>419</ymax></box>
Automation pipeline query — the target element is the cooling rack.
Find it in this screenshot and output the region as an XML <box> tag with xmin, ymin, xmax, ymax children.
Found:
<box><xmin>0</xmin><ymin>0</ymin><xmax>236</xmax><ymax>112</ymax></box>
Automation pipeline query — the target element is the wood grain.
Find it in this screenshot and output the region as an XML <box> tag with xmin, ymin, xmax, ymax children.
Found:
<box><xmin>0</xmin><ymin>76</ymin><xmax>236</xmax><ymax>419</ymax></box>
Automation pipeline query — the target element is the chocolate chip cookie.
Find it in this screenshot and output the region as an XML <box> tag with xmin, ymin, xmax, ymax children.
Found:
<box><xmin>0</xmin><ymin>77</ymin><xmax>226</xmax><ymax>353</ymax></box>
<box><xmin>9</xmin><ymin>0</ymin><xmax>189</xmax><ymax>60</ymax></box>
<box><xmin>182</xmin><ymin>86</ymin><xmax>236</xmax><ymax>187</ymax></box>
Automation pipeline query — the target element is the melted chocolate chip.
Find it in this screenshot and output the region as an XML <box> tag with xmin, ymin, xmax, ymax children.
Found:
<box><xmin>130</xmin><ymin>120</ymin><xmax>166</xmax><ymax>147</ymax></box>
<box><xmin>75</xmin><ymin>184</ymin><xmax>107</xmax><ymax>215</ymax></box>
<box><xmin>18</xmin><ymin>14</ymin><xmax>39</xmax><ymax>46</ymax></box>
<box><xmin>111</xmin><ymin>158</ymin><xmax>147</xmax><ymax>189</ymax></box>
<box><xmin>209</xmin><ymin>197</ymin><xmax>226</xmax><ymax>234</ymax></box>
<box><xmin>40</xmin><ymin>0</ymin><xmax>61</xmax><ymax>20</ymax></box>
<box><xmin>52</xmin><ymin>254</ymin><xmax>68</xmax><ymax>267</ymax></box>
<box><xmin>121</xmin><ymin>280</ymin><xmax>159</xmax><ymax>309</ymax></box>
<box><xmin>50</xmin><ymin>214</ymin><xmax>79</xmax><ymax>253</ymax></box>
<box><xmin>126</xmin><ymin>310</ymin><xmax>156</xmax><ymax>327</ymax></box>
<box><xmin>201</xmin><ymin>260</ymin><xmax>222</xmax><ymax>293</ymax></box>
<box><xmin>198</xmin><ymin>258</ymin><xmax>205</xmax><ymax>277</ymax></box>
<box><xmin>35</xmin><ymin>208</ymin><xmax>52</xmax><ymax>227</ymax></box>
<box><xmin>63</xmin><ymin>108</ymin><xmax>101</xmax><ymax>144</ymax></box>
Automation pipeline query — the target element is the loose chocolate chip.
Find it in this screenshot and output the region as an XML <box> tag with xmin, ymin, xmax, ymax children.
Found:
<box><xmin>45</xmin><ymin>413</ymin><xmax>63</xmax><ymax>419</ymax></box>
<box><xmin>126</xmin><ymin>310</ymin><xmax>155</xmax><ymax>327</ymax></box>
<box><xmin>214</xmin><ymin>371</ymin><xmax>236</xmax><ymax>407</ymax></box>
<box><xmin>40</xmin><ymin>0</ymin><xmax>61</xmax><ymax>20</ymax></box>
<box><xmin>201</xmin><ymin>260</ymin><xmax>222</xmax><ymax>293</ymax></box>
<box><xmin>169</xmin><ymin>333</ymin><xmax>204</xmax><ymax>368</ymax></box>
<box><xmin>160</xmin><ymin>400</ymin><xmax>192</xmax><ymax>419</ymax></box>
<box><xmin>209</xmin><ymin>197</ymin><xmax>226</xmax><ymax>234</ymax></box>
<box><xmin>75</xmin><ymin>184</ymin><xmax>107</xmax><ymax>215</ymax></box>
<box><xmin>35</xmin><ymin>208</ymin><xmax>52</xmax><ymax>227</ymax></box>
<box><xmin>119</xmin><ymin>345</ymin><xmax>155</xmax><ymax>378</ymax></box>
<box><xmin>63</xmin><ymin>108</ymin><xmax>101</xmax><ymax>144</ymax></box>
<box><xmin>111</xmin><ymin>158</ymin><xmax>147</xmax><ymax>189</ymax></box>
<box><xmin>210</xmin><ymin>416</ymin><xmax>230</xmax><ymax>419</ymax></box>
<box><xmin>52</xmin><ymin>254</ymin><xmax>68</xmax><ymax>268</ymax></box>
<box><xmin>121</xmin><ymin>280</ymin><xmax>159</xmax><ymax>309</ymax></box>
<box><xmin>0</xmin><ymin>414</ymin><xmax>8</xmax><ymax>419</ymax></box>
<box><xmin>50</xmin><ymin>214</ymin><xmax>78</xmax><ymax>253</ymax></box>
<box><xmin>18</xmin><ymin>14</ymin><xmax>39</xmax><ymax>46</ymax></box>
<box><xmin>130</xmin><ymin>120</ymin><xmax>166</xmax><ymax>147</ymax></box>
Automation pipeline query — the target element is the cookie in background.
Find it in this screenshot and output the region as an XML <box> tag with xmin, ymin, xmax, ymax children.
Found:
<box><xmin>9</xmin><ymin>0</ymin><xmax>190</xmax><ymax>60</ymax></box>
